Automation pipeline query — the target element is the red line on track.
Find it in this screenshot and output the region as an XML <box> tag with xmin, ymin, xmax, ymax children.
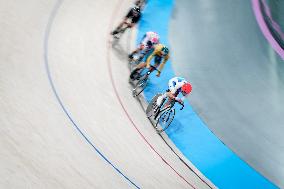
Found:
<box><xmin>106</xmin><ymin>1</ymin><xmax>197</xmax><ymax>188</ymax></box>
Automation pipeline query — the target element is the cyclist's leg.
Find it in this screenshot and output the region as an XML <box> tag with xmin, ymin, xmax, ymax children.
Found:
<box><xmin>163</xmin><ymin>94</ymin><xmax>175</xmax><ymax>109</ymax></box>
<box><xmin>156</xmin><ymin>93</ymin><xmax>166</xmax><ymax>107</ymax></box>
<box><xmin>164</xmin><ymin>79</ymin><xmax>178</xmax><ymax>108</ymax></box>
<box><xmin>151</xmin><ymin>56</ymin><xmax>162</xmax><ymax>77</ymax></box>
<box><xmin>130</xmin><ymin>62</ymin><xmax>146</xmax><ymax>79</ymax></box>
<box><xmin>154</xmin><ymin>91</ymin><xmax>173</xmax><ymax>119</ymax></box>
<box><xmin>121</xmin><ymin>20</ymin><xmax>135</xmax><ymax>33</ymax></box>
<box><xmin>119</xmin><ymin>22</ymin><xmax>129</xmax><ymax>33</ymax></box>
<box><xmin>153</xmin><ymin>56</ymin><xmax>162</xmax><ymax>68</ymax></box>
<box><xmin>112</xmin><ymin>19</ymin><xmax>127</xmax><ymax>35</ymax></box>
<box><xmin>129</xmin><ymin>43</ymin><xmax>144</xmax><ymax>59</ymax></box>
<box><xmin>138</xmin><ymin>45</ymin><xmax>152</xmax><ymax>60</ymax></box>
<box><xmin>156</xmin><ymin>91</ymin><xmax>171</xmax><ymax>107</ymax></box>
<box><xmin>136</xmin><ymin>62</ymin><xmax>146</xmax><ymax>69</ymax></box>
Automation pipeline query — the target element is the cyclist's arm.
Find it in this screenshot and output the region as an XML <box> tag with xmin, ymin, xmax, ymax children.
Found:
<box><xmin>145</xmin><ymin>50</ymin><xmax>156</xmax><ymax>68</ymax></box>
<box><xmin>176</xmin><ymin>90</ymin><xmax>187</xmax><ymax>104</ymax></box>
<box><xmin>174</xmin><ymin>93</ymin><xmax>184</xmax><ymax>103</ymax></box>
<box><xmin>175</xmin><ymin>97</ymin><xmax>184</xmax><ymax>104</ymax></box>
<box><xmin>166</xmin><ymin>91</ymin><xmax>175</xmax><ymax>99</ymax></box>
<box><xmin>157</xmin><ymin>54</ymin><xmax>169</xmax><ymax>74</ymax></box>
<box><xmin>166</xmin><ymin>91</ymin><xmax>183</xmax><ymax>104</ymax></box>
<box><xmin>140</xmin><ymin>34</ymin><xmax>148</xmax><ymax>46</ymax></box>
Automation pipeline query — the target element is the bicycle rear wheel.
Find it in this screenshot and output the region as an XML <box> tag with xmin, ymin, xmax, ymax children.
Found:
<box><xmin>146</xmin><ymin>93</ymin><xmax>162</xmax><ymax>117</ymax></box>
<box><xmin>129</xmin><ymin>56</ymin><xmax>141</xmax><ymax>71</ymax></box>
<box><xmin>155</xmin><ymin>108</ymin><xmax>175</xmax><ymax>133</ymax></box>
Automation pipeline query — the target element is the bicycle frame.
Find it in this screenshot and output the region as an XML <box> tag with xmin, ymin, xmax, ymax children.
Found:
<box><xmin>154</xmin><ymin>98</ymin><xmax>184</xmax><ymax>133</ymax></box>
<box><xmin>154</xmin><ymin>98</ymin><xmax>184</xmax><ymax>120</ymax></box>
<box><xmin>132</xmin><ymin>65</ymin><xmax>158</xmax><ymax>97</ymax></box>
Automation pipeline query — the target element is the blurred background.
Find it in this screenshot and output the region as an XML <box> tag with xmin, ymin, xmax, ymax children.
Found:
<box><xmin>170</xmin><ymin>0</ymin><xmax>284</xmax><ymax>187</ymax></box>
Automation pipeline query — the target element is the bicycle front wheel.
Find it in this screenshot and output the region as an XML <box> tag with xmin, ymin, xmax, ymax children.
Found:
<box><xmin>132</xmin><ymin>77</ymin><xmax>148</xmax><ymax>97</ymax></box>
<box><xmin>155</xmin><ymin>108</ymin><xmax>175</xmax><ymax>133</ymax></box>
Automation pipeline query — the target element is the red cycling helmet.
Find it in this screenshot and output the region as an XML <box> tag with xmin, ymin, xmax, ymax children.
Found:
<box><xmin>181</xmin><ymin>82</ymin><xmax>192</xmax><ymax>94</ymax></box>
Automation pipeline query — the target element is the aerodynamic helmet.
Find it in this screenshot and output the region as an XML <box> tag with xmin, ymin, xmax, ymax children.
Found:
<box><xmin>181</xmin><ymin>82</ymin><xmax>192</xmax><ymax>95</ymax></box>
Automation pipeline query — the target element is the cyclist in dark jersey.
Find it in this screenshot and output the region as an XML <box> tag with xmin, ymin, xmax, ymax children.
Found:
<box><xmin>111</xmin><ymin>6</ymin><xmax>141</xmax><ymax>36</ymax></box>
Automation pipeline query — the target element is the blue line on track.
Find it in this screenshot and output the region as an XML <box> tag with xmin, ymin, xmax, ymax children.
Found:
<box><xmin>43</xmin><ymin>0</ymin><xmax>140</xmax><ymax>188</ymax></box>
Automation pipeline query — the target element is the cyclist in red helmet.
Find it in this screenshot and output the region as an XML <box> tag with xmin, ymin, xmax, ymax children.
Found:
<box><xmin>156</xmin><ymin>77</ymin><xmax>192</xmax><ymax>108</ymax></box>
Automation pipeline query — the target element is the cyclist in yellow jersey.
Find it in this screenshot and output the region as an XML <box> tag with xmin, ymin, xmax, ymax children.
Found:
<box><xmin>130</xmin><ymin>44</ymin><xmax>169</xmax><ymax>79</ymax></box>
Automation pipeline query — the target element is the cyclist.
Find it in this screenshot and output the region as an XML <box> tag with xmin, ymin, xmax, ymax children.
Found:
<box><xmin>156</xmin><ymin>77</ymin><xmax>192</xmax><ymax>108</ymax></box>
<box><xmin>128</xmin><ymin>31</ymin><xmax>160</xmax><ymax>60</ymax></box>
<box><xmin>130</xmin><ymin>44</ymin><xmax>169</xmax><ymax>79</ymax></box>
<box><xmin>111</xmin><ymin>6</ymin><xmax>141</xmax><ymax>36</ymax></box>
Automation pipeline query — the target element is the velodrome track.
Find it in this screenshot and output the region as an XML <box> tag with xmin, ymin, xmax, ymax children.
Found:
<box><xmin>0</xmin><ymin>0</ymin><xmax>214</xmax><ymax>188</ymax></box>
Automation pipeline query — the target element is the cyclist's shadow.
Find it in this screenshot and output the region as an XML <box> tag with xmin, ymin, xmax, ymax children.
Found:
<box><xmin>110</xmin><ymin>31</ymin><xmax>132</xmax><ymax>62</ymax></box>
<box><xmin>165</xmin><ymin>119</ymin><xmax>185</xmax><ymax>135</ymax></box>
<box><xmin>111</xmin><ymin>42</ymin><xmax>129</xmax><ymax>62</ymax></box>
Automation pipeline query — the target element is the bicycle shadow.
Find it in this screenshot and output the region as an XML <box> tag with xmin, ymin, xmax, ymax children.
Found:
<box><xmin>111</xmin><ymin>42</ymin><xmax>129</xmax><ymax>61</ymax></box>
<box><xmin>110</xmin><ymin>31</ymin><xmax>132</xmax><ymax>62</ymax></box>
<box><xmin>165</xmin><ymin>119</ymin><xmax>186</xmax><ymax>135</ymax></box>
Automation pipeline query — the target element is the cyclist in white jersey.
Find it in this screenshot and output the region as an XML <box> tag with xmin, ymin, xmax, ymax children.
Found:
<box><xmin>156</xmin><ymin>77</ymin><xmax>192</xmax><ymax>107</ymax></box>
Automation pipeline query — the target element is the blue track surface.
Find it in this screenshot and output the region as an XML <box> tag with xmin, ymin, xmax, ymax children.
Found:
<box><xmin>138</xmin><ymin>0</ymin><xmax>277</xmax><ymax>188</ymax></box>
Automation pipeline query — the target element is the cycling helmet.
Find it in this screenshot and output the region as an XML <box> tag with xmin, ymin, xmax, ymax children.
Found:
<box><xmin>161</xmin><ymin>46</ymin><xmax>169</xmax><ymax>55</ymax></box>
<box><xmin>151</xmin><ymin>36</ymin><xmax>159</xmax><ymax>44</ymax></box>
<box><xmin>149</xmin><ymin>32</ymin><xmax>159</xmax><ymax>44</ymax></box>
<box><xmin>181</xmin><ymin>83</ymin><xmax>192</xmax><ymax>95</ymax></box>
<box><xmin>133</xmin><ymin>6</ymin><xmax>140</xmax><ymax>13</ymax></box>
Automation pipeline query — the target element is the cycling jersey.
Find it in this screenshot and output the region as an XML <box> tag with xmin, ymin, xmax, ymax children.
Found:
<box><xmin>140</xmin><ymin>31</ymin><xmax>159</xmax><ymax>47</ymax></box>
<box><xmin>145</xmin><ymin>44</ymin><xmax>169</xmax><ymax>73</ymax></box>
<box><xmin>168</xmin><ymin>77</ymin><xmax>187</xmax><ymax>95</ymax></box>
<box><xmin>126</xmin><ymin>9</ymin><xmax>141</xmax><ymax>23</ymax></box>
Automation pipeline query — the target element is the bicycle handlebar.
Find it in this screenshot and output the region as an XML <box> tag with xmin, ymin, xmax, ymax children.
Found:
<box><xmin>174</xmin><ymin>99</ymin><xmax>184</xmax><ymax>110</ymax></box>
<box><xmin>179</xmin><ymin>103</ymin><xmax>184</xmax><ymax>110</ymax></box>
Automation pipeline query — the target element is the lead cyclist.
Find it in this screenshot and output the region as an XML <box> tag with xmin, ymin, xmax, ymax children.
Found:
<box><xmin>111</xmin><ymin>6</ymin><xmax>141</xmax><ymax>36</ymax></box>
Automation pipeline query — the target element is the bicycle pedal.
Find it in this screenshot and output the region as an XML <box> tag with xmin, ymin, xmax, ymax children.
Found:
<box><xmin>132</xmin><ymin>90</ymin><xmax>137</xmax><ymax>97</ymax></box>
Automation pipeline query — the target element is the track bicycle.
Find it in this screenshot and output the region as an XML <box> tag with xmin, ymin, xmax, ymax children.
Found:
<box><xmin>146</xmin><ymin>93</ymin><xmax>184</xmax><ymax>133</ymax></box>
